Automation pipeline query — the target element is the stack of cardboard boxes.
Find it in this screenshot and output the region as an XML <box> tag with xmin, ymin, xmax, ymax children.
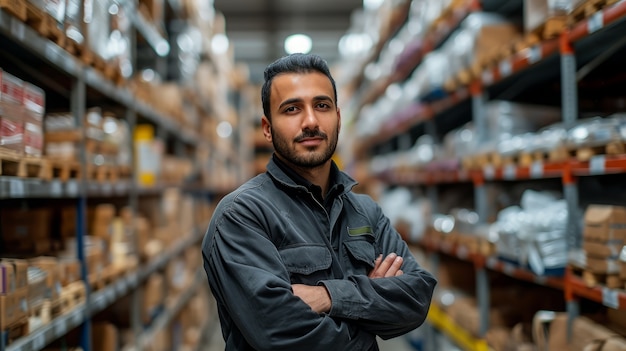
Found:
<box><xmin>581</xmin><ymin>205</ymin><xmax>626</xmax><ymax>289</ymax></box>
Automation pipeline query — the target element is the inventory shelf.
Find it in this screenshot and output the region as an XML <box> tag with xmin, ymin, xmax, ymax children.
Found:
<box><xmin>358</xmin><ymin>0</ymin><xmax>480</xmax><ymax>107</ymax></box>
<box><xmin>0</xmin><ymin>177</ymin><xmax>211</xmax><ymax>199</ymax></box>
<box><xmin>427</xmin><ymin>303</ymin><xmax>491</xmax><ymax>351</ymax></box>
<box><xmin>421</xmin><ymin>234</ymin><xmax>626</xmax><ymax>309</ymax></box>
<box><xmin>2</xmin><ymin>226</ymin><xmax>206</xmax><ymax>351</ymax></box>
<box><xmin>362</xmin><ymin>0</ymin><xmax>626</xmax><ymax>152</ymax></box>
<box><xmin>418</xmin><ymin>238</ymin><xmax>564</xmax><ymax>290</ymax></box>
<box><xmin>0</xmin><ymin>9</ymin><xmax>197</xmax><ymax>145</ymax></box>
<box><xmin>565</xmin><ymin>266</ymin><xmax>626</xmax><ymax>310</ymax></box>
<box><xmin>136</xmin><ymin>270</ymin><xmax>204</xmax><ymax>349</ymax></box>
<box><xmin>377</xmin><ymin>154</ymin><xmax>626</xmax><ymax>186</ymax></box>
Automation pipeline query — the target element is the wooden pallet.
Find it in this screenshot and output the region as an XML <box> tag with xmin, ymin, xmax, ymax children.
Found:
<box><xmin>44</xmin><ymin>16</ymin><xmax>65</xmax><ymax>48</ymax></box>
<box><xmin>583</xmin><ymin>269</ymin><xmax>622</xmax><ymax>289</ymax></box>
<box><xmin>0</xmin><ymin>149</ymin><xmax>51</xmax><ymax>179</ymax></box>
<box><xmin>6</xmin><ymin>1</ymin><xmax>66</xmax><ymax>47</ymax></box>
<box><xmin>563</xmin><ymin>141</ymin><xmax>625</xmax><ymax>162</ymax></box>
<box><xmin>24</xmin><ymin>2</ymin><xmax>48</xmax><ymax>37</ymax></box>
<box><xmin>0</xmin><ymin>0</ymin><xmax>27</xmax><ymax>22</ymax></box>
<box><xmin>89</xmin><ymin>265</ymin><xmax>120</xmax><ymax>291</ymax></box>
<box><xmin>48</xmin><ymin>159</ymin><xmax>81</xmax><ymax>181</ymax></box>
<box><xmin>59</xmin><ymin>281</ymin><xmax>86</xmax><ymax>314</ymax></box>
<box><xmin>517</xmin><ymin>150</ymin><xmax>553</xmax><ymax>167</ymax></box>
<box><xmin>28</xmin><ymin>300</ymin><xmax>52</xmax><ymax>331</ymax></box>
<box><xmin>569</xmin><ymin>0</ymin><xmax>621</xmax><ymax>25</ymax></box>
<box><xmin>86</xmin><ymin>164</ymin><xmax>121</xmax><ymax>183</ymax></box>
<box><xmin>2</xmin><ymin>317</ymin><xmax>29</xmax><ymax>346</ymax></box>
<box><xmin>526</xmin><ymin>16</ymin><xmax>568</xmax><ymax>45</ymax></box>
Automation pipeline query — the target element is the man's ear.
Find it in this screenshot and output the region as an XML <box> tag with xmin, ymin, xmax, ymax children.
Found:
<box><xmin>337</xmin><ymin>107</ymin><xmax>341</xmax><ymax>133</ymax></box>
<box><xmin>261</xmin><ymin>116</ymin><xmax>272</xmax><ymax>141</ymax></box>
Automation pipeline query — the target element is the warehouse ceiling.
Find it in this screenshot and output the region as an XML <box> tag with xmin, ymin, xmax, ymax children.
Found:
<box><xmin>213</xmin><ymin>0</ymin><xmax>364</xmax><ymax>83</ymax></box>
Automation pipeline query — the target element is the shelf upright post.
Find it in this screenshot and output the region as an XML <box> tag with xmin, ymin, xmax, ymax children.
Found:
<box><xmin>470</xmin><ymin>79</ymin><xmax>491</xmax><ymax>338</ymax></box>
<box><xmin>126</xmin><ymin>108</ymin><xmax>143</xmax><ymax>347</ymax></box>
<box><xmin>559</xmin><ymin>32</ymin><xmax>581</xmax><ymax>251</ymax></box>
<box><xmin>424</xmin><ymin>115</ymin><xmax>440</xmax><ymax>221</ymax></box>
<box><xmin>560</xmin><ymin>31</ymin><xmax>581</xmax><ymax>343</ymax></box>
<box><xmin>470</xmin><ymin>80</ymin><xmax>488</xmax><ymax>223</ymax></box>
<box><xmin>72</xmin><ymin>69</ymin><xmax>92</xmax><ymax>351</ymax></box>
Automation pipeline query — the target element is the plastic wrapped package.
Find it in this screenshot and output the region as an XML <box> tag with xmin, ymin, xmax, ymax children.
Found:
<box><xmin>379</xmin><ymin>187</ymin><xmax>430</xmax><ymax>242</ymax></box>
<box><xmin>442</xmin><ymin>122</ymin><xmax>478</xmax><ymax>160</ymax></box>
<box><xmin>525</xmin><ymin>123</ymin><xmax>568</xmax><ymax>155</ymax></box>
<box><xmin>65</xmin><ymin>0</ymin><xmax>85</xmax><ymax>46</ymax></box>
<box><xmin>486</xmin><ymin>101</ymin><xmax>561</xmax><ymax>141</ymax></box>
<box><xmin>565</xmin><ymin>114</ymin><xmax>626</xmax><ymax>148</ymax></box>
<box><xmin>491</xmin><ymin>190</ymin><xmax>568</xmax><ymax>276</ymax></box>
<box><xmin>418</xmin><ymin>51</ymin><xmax>450</xmax><ymax>95</ymax></box>
<box><xmin>84</xmin><ymin>0</ymin><xmax>112</xmax><ymax>59</ymax></box>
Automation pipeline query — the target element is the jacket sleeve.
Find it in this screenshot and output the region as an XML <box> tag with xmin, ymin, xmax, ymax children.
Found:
<box><xmin>202</xmin><ymin>198</ymin><xmax>376</xmax><ymax>351</ymax></box>
<box><xmin>320</xmin><ymin>199</ymin><xmax>437</xmax><ymax>339</ymax></box>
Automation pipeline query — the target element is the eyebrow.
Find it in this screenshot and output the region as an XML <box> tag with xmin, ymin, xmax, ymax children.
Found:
<box><xmin>278</xmin><ymin>95</ymin><xmax>334</xmax><ymax>110</ymax></box>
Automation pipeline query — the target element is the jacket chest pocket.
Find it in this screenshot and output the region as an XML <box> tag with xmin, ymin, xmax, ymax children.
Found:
<box><xmin>342</xmin><ymin>239</ymin><xmax>376</xmax><ymax>276</ymax></box>
<box><xmin>279</xmin><ymin>244</ymin><xmax>332</xmax><ymax>285</ymax></box>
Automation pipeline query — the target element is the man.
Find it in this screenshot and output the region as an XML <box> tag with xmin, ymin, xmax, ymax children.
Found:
<box><xmin>202</xmin><ymin>53</ymin><xmax>436</xmax><ymax>351</ymax></box>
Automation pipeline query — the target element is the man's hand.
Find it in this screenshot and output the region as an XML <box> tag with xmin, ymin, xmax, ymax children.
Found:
<box><xmin>292</xmin><ymin>284</ymin><xmax>332</xmax><ymax>314</ymax></box>
<box><xmin>369</xmin><ymin>253</ymin><xmax>403</xmax><ymax>278</ymax></box>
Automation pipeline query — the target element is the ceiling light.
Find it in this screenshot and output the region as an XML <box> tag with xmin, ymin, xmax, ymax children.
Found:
<box><xmin>284</xmin><ymin>34</ymin><xmax>312</xmax><ymax>54</ymax></box>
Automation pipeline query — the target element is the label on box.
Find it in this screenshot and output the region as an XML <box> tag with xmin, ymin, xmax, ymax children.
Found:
<box><xmin>23</xmin><ymin>83</ymin><xmax>45</xmax><ymax>117</ymax></box>
<box><xmin>1</xmin><ymin>72</ymin><xmax>24</xmax><ymax>105</ymax></box>
<box><xmin>24</xmin><ymin>120</ymin><xmax>43</xmax><ymax>156</ymax></box>
<box><xmin>0</xmin><ymin>116</ymin><xmax>24</xmax><ymax>148</ymax></box>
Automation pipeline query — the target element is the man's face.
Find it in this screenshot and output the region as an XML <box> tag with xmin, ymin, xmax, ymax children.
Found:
<box><xmin>262</xmin><ymin>72</ymin><xmax>340</xmax><ymax>169</ymax></box>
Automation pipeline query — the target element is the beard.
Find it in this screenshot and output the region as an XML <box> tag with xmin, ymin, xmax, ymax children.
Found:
<box><xmin>271</xmin><ymin>126</ymin><xmax>339</xmax><ymax>168</ymax></box>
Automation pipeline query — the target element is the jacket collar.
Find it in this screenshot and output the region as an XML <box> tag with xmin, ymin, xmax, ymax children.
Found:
<box><xmin>266</xmin><ymin>154</ymin><xmax>358</xmax><ymax>196</ymax></box>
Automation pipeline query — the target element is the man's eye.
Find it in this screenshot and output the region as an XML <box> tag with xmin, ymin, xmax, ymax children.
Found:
<box><xmin>285</xmin><ymin>106</ymin><xmax>297</xmax><ymax>112</ymax></box>
<box><xmin>317</xmin><ymin>103</ymin><xmax>330</xmax><ymax>109</ymax></box>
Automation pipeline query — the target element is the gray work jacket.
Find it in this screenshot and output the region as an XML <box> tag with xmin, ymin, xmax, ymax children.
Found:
<box><xmin>202</xmin><ymin>157</ymin><xmax>437</xmax><ymax>351</ymax></box>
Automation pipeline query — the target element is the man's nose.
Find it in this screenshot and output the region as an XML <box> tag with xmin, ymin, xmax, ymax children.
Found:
<box><xmin>301</xmin><ymin>106</ymin><xmax>319</xmax><ymax>128</ymax></box>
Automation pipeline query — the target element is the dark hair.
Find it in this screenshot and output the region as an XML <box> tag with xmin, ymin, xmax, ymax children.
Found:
<box><xmin>261</xmin><ymin>53</ymin><xmax>337</xmax><ymax>120</ymax></box>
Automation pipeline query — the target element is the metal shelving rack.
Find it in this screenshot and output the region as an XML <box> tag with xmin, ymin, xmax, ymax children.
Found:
<box><xmin>351</xmin><ymin>0</ymin><xmax>626</xmax><ymax>349</ymax></box>
<box><xmin>0</xmin><ymin>2</ymin><xmax>213</xmax><ymax>350</ymax></box>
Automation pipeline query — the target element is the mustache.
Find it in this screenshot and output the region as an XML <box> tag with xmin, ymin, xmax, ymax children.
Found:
<box><xmin>294</xmin><ymin>130</ymin><xmax>327</xmax><ymax>142</ymax></box>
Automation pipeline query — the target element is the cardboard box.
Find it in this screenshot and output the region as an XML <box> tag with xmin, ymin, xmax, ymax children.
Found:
<box><xmin>22</xmin><ymin>82</ymin><xmax>45</xmax><ymax>119</ymax></box>
<box><xmin>585</xmin><ymin>256</ymin><xmax>621</xmax><ymax>274</ymax></box>
<box><xmin>28</xmin><ymin>257</ymin><xmax>62</xmax><ymax>300</ymax></box>
<box><xmin>58</xmin><ymin>257</ymin><xmax>81</xmax><ymax>286</ymax></box>
<box><xmin>0</xmin><ymin>70</ymin><xmax>24</xmax><ymax>105</ymax></box>
<box><xmin>583</xmin><ymin>239</ymin><xmax>624</xmax><ymax>259</ymax></box>
<box><xmin>0</xmin><ymin>261</ymin><xmax>16</xmax><ymax>294</ymax></box>
<box><xmin>142</xmin><ymin>273</ymin><xmax>164</xmax><ymax>324</ymax></box>
<box><xmin>0</xmin><ymin>103</ymin><xmax>25</xmax><ymax>153</ymax></box>
<box><xmin>93</xmin><ymin>322</ymin><xmax>119</xmax><ymax>351</ymax></box>
<box><xmin>60</xmin><ymin>206</ymin><xmax>77</xmax><ymax>238</ymax></box>
<box><xmin>27</xmin><ymin>266</ymin><xmax>48</xmax><ymax>307</ymax></box>
<box><xmin>0</xmin><ymin>286</ymin><xmax>29</xmax><ymax>328</ymax></box>
<box><xmin>24</xmin><ymin>115</ymin><xmax>43</xmax><ymax>156</ymax></box>
<box><xmin>584</xmin><ymin>205</ymin><xmax>626</xmax><ymax>242</ymax></box>
<box><xmin>4</xmin><ymin>259</ymin><xmax>28</xmax><ymax>290</ymax></box>
<box><xmin>0</xmin><ymin>290</ymin><xmax>18</xmax><ymax>329</ymax></box>
<box><xmin>1</xmin><ymin>209</ymin><xmax>52</xmax><ymax>254</ymax></box>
